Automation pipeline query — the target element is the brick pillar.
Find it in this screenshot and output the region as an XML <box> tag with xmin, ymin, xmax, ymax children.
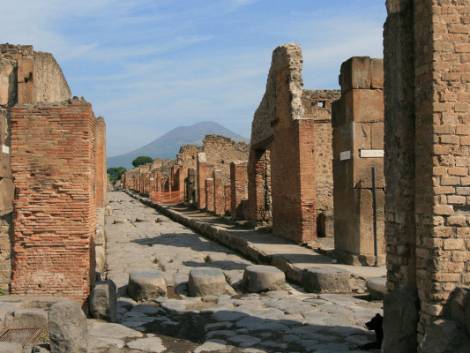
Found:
<box><xmin>231</xmin><ymin>161</ymin><xmax>248</xmax><ymax>219</ymax></box>
<box><xmin>247</xmin><ymin>148</ymin><xmax>272</xmax><ymax>224</ymax></box>
<box><xmin>224</xmin><ymin>184</ymin><xmax>231</xmax><ymax>215</ymax></box>
<box><xmin>332</xmin><ymin>57</ymin><xmax>385</xmax><ymax>266</ymax></box>
<box><xmin>10</xmin><ymin>100</ymin><xmax>96</xmax><ymax>302</ymax></box>
<box><xmin>95</xmin><ymin>117</ymin><xmax>107</xmax><ymax>275</ymax></box>
<box><xmin>185</xmin><ymin>168</ymin><xmax>195</xmax><ymax>204</ymax></box>
<box><xmin>197</xmin><ymin>153</ymin><xmax>209</xmax><ymax>209</ymax></box>
<box><xmin>383</xmin><ymin>1</ymin><xmax>470</xmax><ymax>351</ymax></box>
<box><xmin>95</xmin><ymin>117</ymin><xmax>106</xmax><ymax>209</ymax></box>
<box><xmin>205</xmin><ymin>178</ymin><xmax>214</xmax><ymax>212</ymax></box>
<box><xmin>213</xmin><ymin>170</ymin><xmax>225</xmax><ymax>216</ymax></box>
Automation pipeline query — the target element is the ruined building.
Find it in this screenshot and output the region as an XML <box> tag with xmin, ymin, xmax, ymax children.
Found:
<box><xmin>248</xmin><ymin>43</ymin><xmax>339</xmax><ymax>245</ymax></box>
<box><xmin>0</xmin><ymin>44</ymin><xmax>106</xmax><ymax>301</ymax></box>
<box><xmin>332</xmin><ymin>57</ymin><xmax>385</xmax><ymax>266</ymax></box>
<box><xmin>382</xmin><ymin>0</ymin><xmax>470</xmax><ymax>351</ymax></box>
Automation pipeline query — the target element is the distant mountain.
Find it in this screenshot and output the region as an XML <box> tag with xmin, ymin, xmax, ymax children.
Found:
<box><xmin>108</xmin><ymin>121</ymin><xmax>248</xmax><ymax>169</ymax></box>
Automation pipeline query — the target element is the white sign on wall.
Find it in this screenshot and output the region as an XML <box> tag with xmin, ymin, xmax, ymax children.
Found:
<box><xmin>360</xmin><ymin>149</ymin><xmax>384</xmax><ymax>158</ymax></box>
<box><xmin>2</xmin><ymin>145</ymin><xmax>9</xmax><ymax>154</ymax></box>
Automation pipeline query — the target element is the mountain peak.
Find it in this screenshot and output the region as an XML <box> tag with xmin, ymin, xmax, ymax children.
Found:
<box><xmin>108</xmin><ymin>121</ymin><xmax>248</xmax><ymax>168</ymax></box>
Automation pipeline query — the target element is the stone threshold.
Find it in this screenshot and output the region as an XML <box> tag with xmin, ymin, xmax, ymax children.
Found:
<box><xmin>125</xmin><ymin>191</ymin><xmax>386</xmax><ymax>292</ymax></box>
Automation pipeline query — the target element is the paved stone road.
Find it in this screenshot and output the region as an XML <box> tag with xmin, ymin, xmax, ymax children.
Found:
<box><xmin>92</xmin><ymin>191</ymin><xmax>382</xmax><ymax>353</ymax></box>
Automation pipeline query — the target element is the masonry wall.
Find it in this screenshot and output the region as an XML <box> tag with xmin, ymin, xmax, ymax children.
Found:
<box><xmin>10</xmin><ymin>100</ymin><xmax>96</xmax><ymax>302</ymax></box>
<box><xmin>231</xmin><ymin>161</ymin><xmax>248</xmax><ymax>219</ymax></box>
<box><xmin>95</xmin><ymin>117</ymin><xmax>107</xmax><ymax>275</ymax></box>
<box><xmin>303</xmin><ymin>90</ymin><xmax>340</xmax><ymax>237</ymax></box>
<box><xmin>332</xmin><ymin>57</ymin><xmax>385</xmax><ymax>266</ymax></box>
<box><xmin>383</xmin><ymin>1</ymin><xmax>470</xmax><ymax>351</ymax></box>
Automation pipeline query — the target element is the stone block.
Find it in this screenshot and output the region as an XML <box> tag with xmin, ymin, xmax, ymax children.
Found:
<box><xmin>128</xmin><ymin>271</ymin><xmax>167</xmax><ymax>301</ymax></box>
<box><xmin>302</xmin><ymin>267</ymin><xmax>351</xmax><ymax>293</ymax></box>
<box><xmin>90</xmin><ymin>280</ymin><xmax>117</xmax><ymax>322</ymax></box>
<box><xmin>48</xmin><ymin>300</ymin><xmax>87</xmax><ymax>353</ymax></box>
<box><xmin>188</xmin><ymin>268</ymin><xmax>228</xmax><ymax>297</ymax></box>
<box><xmin>242</xmin><ymin>265</ymin><xmax>285</xmax><ymax>293</ymax></box>
<box><xmin>366</xmin><ymin>277</ymin><xmax>387</xmax><ymax>299</ymax></box>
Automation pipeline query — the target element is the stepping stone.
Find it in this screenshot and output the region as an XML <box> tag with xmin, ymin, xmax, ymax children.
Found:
<box><xmin>88</xmin><ymin>320</ymin><xmax>143</xmax><ymax>339</ymax></box>
<box><xmin>366</xmin><ymin>277</ymin><xmax>387</xmax><ymax>299</ymax></box>
<box><xmin>90</xmin><ymin>280</ymin><xmax>117</xmax><ymax>322</ymax></box>
<box><xmin>302</xmin><ymin>267</ymin><xmax>351</xmax><ymax>293</ymax></box>
<box><xmin>243</xmin><ymin>265</ymin><xmax>285</xmax><ymax>293</ymax></box>
<box><xmin>128</xmin><ymin>271</ymin><xmax>167</xmax><ymax>301</ymax></box>
<box><xmin>188</xmin><ymin>268</ymin><xmax>228</xmax><ymax>297</ymax></box>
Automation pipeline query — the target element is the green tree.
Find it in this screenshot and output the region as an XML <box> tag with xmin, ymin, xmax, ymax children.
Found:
<box><xmin>107</xmin><ymin>167</ymin><xmax>127</xmax><ymax>183</ymax></box>
<box><xmin>132</xmin><ymin>156</ymin><xmax>153</xmax><ymax>167</ymax></box>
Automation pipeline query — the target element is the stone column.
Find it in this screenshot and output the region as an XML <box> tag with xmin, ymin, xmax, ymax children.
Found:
<box><xmin>224</xmin><ymin>184</ymin><xmax>231</xmax><ymax>216</ymax></box>
<box><xmin>95</xmin><ymin>117</ymin><xmax>107</xmax><ymax>275</ymax></box>
<box><xmin>205</xmin><ymin>178</ymin><xmax>214</xmax><ymax>212</ymax></box>
<box><xmin>332</xmin><ymin>57</ymin><xmax>385</xmax><ymax>266</ymax></box>
<box><xmin>197</xmin><ymin>153</ymin><xmax>211</xmax><ymax>209</ymax></box>
<box><xmin>231</xmin><ymin>161</ymin><xmax>248</xmax><ymax>220</ymax></box>
<box><xmin>213</xmin><ymin>170</ymin><xmax>225</xmax><ymax>216</ymax></box>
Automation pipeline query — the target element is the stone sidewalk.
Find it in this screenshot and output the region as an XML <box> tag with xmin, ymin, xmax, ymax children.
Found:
<box><xmin>125</xmin><ymin>191</ymin><xmax>385</xmax><ymax>293</ymax></box>
<box><xmin>100</xmin><ymin>191</ymin><xmax>382</xmax><ymax>353</ymax></box>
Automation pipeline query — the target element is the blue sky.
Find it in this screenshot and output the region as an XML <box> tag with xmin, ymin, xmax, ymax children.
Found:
<box><xmin>0</xmin><ymin>0</ymin><xmax>385</xmax><ymax>156</ymax></box>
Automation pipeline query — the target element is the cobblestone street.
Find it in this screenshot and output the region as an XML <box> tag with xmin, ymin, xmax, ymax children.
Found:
<box><xmin>89</xmin><ymin>191</ymin><xmax>382</xmax><ymax>353</ymax></box>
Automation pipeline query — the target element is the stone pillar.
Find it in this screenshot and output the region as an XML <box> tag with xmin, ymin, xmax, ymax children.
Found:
<box><xmin>383</xmin><ymin>1</ymin><xmax>470</xmax><ymax>351</ymax></box>
<box><xmin>213</xmin><ymin>170</ymin><xmax>225</xmax><ymax>216</ymax></box>
<box><xmin>231</xmin><ymin>161</ymin><xmax>248</xmax><ymax>219</ymax></box>
<box><xmin>197</xmin><ymin>153</ymin><xmax>210</xmax><ymax>209</ymax></box>
<box><xmin>247</xmin><ymin>148</ymin><xmax>272</xmax><ymax>224</ymax></box>
<box><xmin>332</xmin><ymin>57</ymin><xmax>385</xmax><ymax>266</ymax></box>
<box><xmin>95</xmin><ymin>117</ymin><xmax>107</xmax><ymax>275</ymax></box>
<box><xmin>205</xmin><ymin>178</ymin><xmax>214</xmax><ymax>212</ymax></box>
<box><xmin>10</xmin><ymin>99</ymin><xmax>96</xmax><ymax>302</ymax></box>
<box><xmin>224</xmin><ymin>184</ymin><xmax>231</xmax><ymax>215</ymax></box>
<box><xmin>186</xmin><ymin>168</ymin><xmax>196</xmax><ymax>204</ymax></box>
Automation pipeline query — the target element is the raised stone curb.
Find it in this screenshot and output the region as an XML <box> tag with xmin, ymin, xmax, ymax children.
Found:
<box><xmin>302</xmin><ymin>267</ymin><xmax>351</xmax><ymax>293</ymax></box>
<box><xmin>188</xmin><ymin>268</ymin><xmax>228</xmax><ymax>297</ymax></box>
<box><xmin>128</xmin><ymin>271</ymin><xmax>167</xmax><ymax>301</ymax></box>
<box><xmin>243</xmin><ymin>265</ymin><xmax>285</xmax><ymax>293</ymax></box>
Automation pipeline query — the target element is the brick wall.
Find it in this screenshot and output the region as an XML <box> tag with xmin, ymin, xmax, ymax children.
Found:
<box><xmin>95</xmin><ymin>117</ymin><xmax>106</xmax><ymax>209</ymax></box>
<box><xmin>197</xmin><ymin>153</ymin><xmax>213</xmax><ymax>209</ymax></box>
<box><xmin>230</xmin><ymin>161</ymin><xmax>248</xmax><ymax>219</ymax></box>
<box><xmin>332</xmin><ymin>57</ymin><xmax>385</xmax><ymax>266</ymax></box>
<box><xmin>213</xmin><ymin>170</ymin><xmax>225</xmax><ymax>216</ymax></box>
<box><xmin>384</xmin><ymin>0</ymin><xmax>470</xmax><ymax>351</ymax></box>
<box><xmin>248</xmin><ymin>148</ymin><xmax>272</xmax><ymax>224</ymax></box>
<box><xmin>9</xmin><ymin>100</ymin><xmax>96</xmax><ymax>302</ymax></box>
<box><xmin>303</xmin><ymin>90</ymin><xmax>340</xmax><ymax>237</ymax></box>
<box><xmin>205</xmin><ymin>178</ymin><xmax>214</xmax><ymax>212</ymax></box>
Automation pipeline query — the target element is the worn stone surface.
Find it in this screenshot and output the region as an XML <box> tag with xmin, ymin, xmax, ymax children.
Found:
<box><xmin>48</xmin><ymin>300</ymin><xmax>87</xmax><ymax>353</ymax></box>
<box><xmin>90</xmin><ymin>280</ymin><xmax>117</xmax><ymax>322</ymax></box>
<box><xmin>0</xmin><ymin>342</ymin><xmax>22</xmax><ymax>353</ymax></box>
<box><xmin>243</xmin><ymin>265</ymin><xmax>285</xmax><ymax>293</ymax></box>
<box><xmin>302</xmin><ymin>268</ymin><xmax>351</xmax><ymax>294</ymax></box>
<box><xmin>366</xmin><ymin>277</ymin><xmax>387</xmax><ymax>300</ymax></box>
<box><xmin>128</xmin><ymin>271</ymin><xmax>167</xmax><ymax>301</ymax></box>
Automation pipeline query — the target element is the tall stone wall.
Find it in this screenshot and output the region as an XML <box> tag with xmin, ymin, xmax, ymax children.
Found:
<box><xmin>384</xmin><ymin>1</ymin><xmax>470</xmax><ymax>351</ymax></box>
<box><xmin>10</xmin><ymin>99</ymin><xmax>96</xmax><ymax>302</ymax></box>
<box><xmin>332</xmin><ymin>57</ymin><xmax>385</xmax><ymax>266</ymax></box>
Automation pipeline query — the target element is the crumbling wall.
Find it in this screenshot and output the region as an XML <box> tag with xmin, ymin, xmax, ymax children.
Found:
<box><xmin>383</xmin><ymin>1</ymin><xmax>470</xmax><ymax>351</ymax></box>
<box><xmin>202</xmin><ymin>135</ymin><xmax>248</xmax><ymax>182</ymax></box>
<box><xmin>33</xmin><ymin>51</ymin><xmax>71</xmax><ymax>103</ymax></box>
<box><xmin>10</xmin><ymin>99</ymin><xmax>96</xmax><ymax>302</ymax></box>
